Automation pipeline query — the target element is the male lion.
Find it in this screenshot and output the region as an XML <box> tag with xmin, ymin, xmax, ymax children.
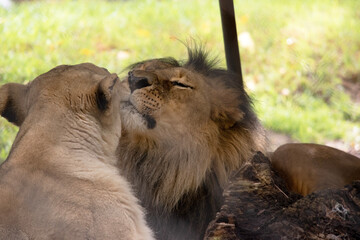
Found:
<box><xmin>0</xmin><ymin>63</ymin><xmax>154</xmax><ymax>240</ymax></box>
<box><xmin>117</xmin><ymin>48</ymin><xmax>266</xmax><ymax>239</ymax></box>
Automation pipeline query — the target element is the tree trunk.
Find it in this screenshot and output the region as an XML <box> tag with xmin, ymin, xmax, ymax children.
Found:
<box><xmin>204</xmin><ymin>152</ymin><xmax>360</xmax><ymax>240</ymax></box>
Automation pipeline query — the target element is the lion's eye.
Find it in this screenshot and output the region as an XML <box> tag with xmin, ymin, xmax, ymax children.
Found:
<box><xmin>171</xmin><ymin>81</ymin><xmax>193</xmax><ymax>89</ymax></box>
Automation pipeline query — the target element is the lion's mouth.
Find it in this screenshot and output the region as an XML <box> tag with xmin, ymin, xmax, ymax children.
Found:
<box><xmin>120</xmin><ymin>100</ymin><xmax>140</xmax><ymax>115</ymax></box>
<box><xmin>120</xmin><ymin>101</ymin><xmax>157</xmax><ymax>129</ymax></box>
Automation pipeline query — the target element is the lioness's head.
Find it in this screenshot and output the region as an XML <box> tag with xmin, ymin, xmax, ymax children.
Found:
<box><xmin>0</xmin><ymin>63</ymin><xmax>121</xmax><ymax>159</ymax></box>
<box><xmin>118</xmin><ymin>48</ymin><xmax>266</xmax><ymax>210</ymax></box>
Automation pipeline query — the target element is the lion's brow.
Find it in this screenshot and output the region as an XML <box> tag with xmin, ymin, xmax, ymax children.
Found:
<box><xmin>126</xmin><ymin>57</ymin><xmax>180</xmax><ymax>70</ymax></box>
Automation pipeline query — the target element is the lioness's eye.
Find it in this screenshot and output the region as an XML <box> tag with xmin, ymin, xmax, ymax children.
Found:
<box><xmin>171</xmin><ymin>81</ymin><xmax>193</xmax><ymax>89</ymax></box>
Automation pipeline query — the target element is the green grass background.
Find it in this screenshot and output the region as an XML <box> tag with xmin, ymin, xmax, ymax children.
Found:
<box><xmin>1</xmin><ymin>0</ymin><xmax>359</xmax><ymax>162</ymax></box>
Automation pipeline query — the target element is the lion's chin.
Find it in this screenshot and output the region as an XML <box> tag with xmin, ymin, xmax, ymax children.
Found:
<box><xmin>120</xmin><ymin>101</ymin><xmax>157</xmax><ymax>130</ymax></box>
<box><xmin>142</xmin><ymin>114</ymin><xmax>156</xmax><ymax>129</ymax></box>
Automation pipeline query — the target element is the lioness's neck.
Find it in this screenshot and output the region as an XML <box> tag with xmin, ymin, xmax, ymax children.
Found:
<box><xmin>8</xmin><ymin>113</ymin><xmax>117</xmax><ymax>168</ymax></box>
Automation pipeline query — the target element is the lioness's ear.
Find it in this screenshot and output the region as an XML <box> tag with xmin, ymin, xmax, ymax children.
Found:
<box><xmin>96</xmin><ymin>74</ymin><xmax>118</xmax><ymax>112</ymax></box>
<box><xmin>0</xmin><ymin>83</ymin><xmax>28</xmax><ymax>126</ymax></box>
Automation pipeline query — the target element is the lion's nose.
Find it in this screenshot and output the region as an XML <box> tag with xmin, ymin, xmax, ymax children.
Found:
<box><xmin>128</xmin><ymin>71</ymin><xmax>152</xmax><ymax>93</ymax></box>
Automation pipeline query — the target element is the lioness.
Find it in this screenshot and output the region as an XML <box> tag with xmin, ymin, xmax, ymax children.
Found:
<box><xmin>118</xmin><ymin>48</ymin><xmax>267</xmax><ymax>240</ymax></box>
<box><xmin>270</xmin><ymin>143</ymin><xmax>360</xmax><ymax>196</ymax></box>
<box><xmin>0</xmin><ymin>63</ymin><xmax>153</xmax><ymax>240</ymax></box>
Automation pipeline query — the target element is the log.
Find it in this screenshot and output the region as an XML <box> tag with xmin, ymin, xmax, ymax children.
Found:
<box><xmin>204</xmin><ymin>152</ymin><xmax>360</xmax><ymax>239</ymax></box>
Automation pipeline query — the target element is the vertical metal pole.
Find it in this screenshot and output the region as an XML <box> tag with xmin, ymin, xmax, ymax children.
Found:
<box><xmin>219</xmin><ymin>0</ymin><xmax>243</xmax><ymax>87</ymax></box>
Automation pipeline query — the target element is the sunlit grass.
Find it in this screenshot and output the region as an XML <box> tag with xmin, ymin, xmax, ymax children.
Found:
<box><xmin>1</xmin><ymin>0</ymin><xmax>359</xmax><ymax>162</ymax></box>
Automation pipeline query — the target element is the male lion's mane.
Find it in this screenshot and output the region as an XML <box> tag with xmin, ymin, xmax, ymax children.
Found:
<box><xmin>118</xmin><ymin>47</ymin><xmax>266</xmax><ymax>239</ymax></box>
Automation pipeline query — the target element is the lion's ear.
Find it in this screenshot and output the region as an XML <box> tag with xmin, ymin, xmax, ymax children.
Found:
<box><xmin>211</xmin><ymin>106</ymin><xmax>244</xmax><ymax>129</ymax></box>
<box><xmin>210</xmin><ymin>87</ymin><xmax>244</xmax><ymax>129</ymax></box>
<box><xmin>0</xmin><ymin>83</ymin><xmax>28</xmax><ymax>126</ymax></box>
<box><xmin>96</xmin><ymin>74</ymin><xmax>118</xmax><ymax>113</ymax></box>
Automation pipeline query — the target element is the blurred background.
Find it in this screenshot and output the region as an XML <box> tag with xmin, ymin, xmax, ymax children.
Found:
<box><xmin>0</xmin><ymin>0</ymin><xmax>359</xmax><ymax>162</ymax></box>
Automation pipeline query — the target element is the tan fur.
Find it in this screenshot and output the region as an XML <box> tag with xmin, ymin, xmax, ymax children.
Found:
<box><xmin>270</xmin><ymin>143</ymin><xmax>360</xmax><ymax>196</ymax></box>
<box><xmin>117</xmin><ymin>49</ymin><xmax>266</xmax><ymax>239</ymax></box>
<box><xmin>0</xmin><ymin>63</ymin><xmax>154</xmax><ymax>240</ymax></box>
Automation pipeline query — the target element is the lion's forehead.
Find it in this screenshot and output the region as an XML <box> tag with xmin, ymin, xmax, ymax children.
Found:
<box><xmin>139</xmin><ymin>61</ymin><xmax>171</xmax><ymax>70</ymax></box>
<box><xmin>134</xmin><ymin>58</ymin><xmax>179</xmax><ymax>71</ymax></box>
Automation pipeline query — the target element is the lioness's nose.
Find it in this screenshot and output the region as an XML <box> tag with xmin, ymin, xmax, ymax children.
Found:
<box><xmin>128</xmin><ymin>70</ymin><xmax>154</xmax><ymax>92</ymax></box>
